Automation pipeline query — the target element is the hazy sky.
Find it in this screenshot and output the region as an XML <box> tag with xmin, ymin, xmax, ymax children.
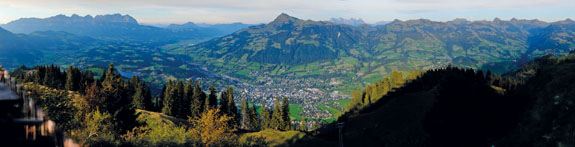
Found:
<box><xmin>1</xmin><ymin>0</ymin><xmax>574</xmax><ymax>24</ymax></box>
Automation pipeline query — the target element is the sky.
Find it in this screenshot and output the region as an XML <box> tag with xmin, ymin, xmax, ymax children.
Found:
<box><xmin>1</xmin><ymin>0</ymin><xmax>574</xmax><ymax>25</ymax></box>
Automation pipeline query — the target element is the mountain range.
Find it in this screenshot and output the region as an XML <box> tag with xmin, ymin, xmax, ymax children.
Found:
<box><xmin>180</xmin><ymin>13</ymin><xmax>574</xmax><ymax>91</ymax></box>
<box><xmin>1</xmin><ymin>14</ymin><xmax>253</xmax><ymax>44</ymax></box>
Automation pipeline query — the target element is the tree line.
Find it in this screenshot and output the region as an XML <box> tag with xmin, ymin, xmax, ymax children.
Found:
<box><xmin>13</xmin><ymin>63</ymin><xmax>296</xmax><ymax>146</ymax></box>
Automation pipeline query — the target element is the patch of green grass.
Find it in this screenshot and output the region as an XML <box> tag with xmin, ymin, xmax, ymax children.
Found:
<box><xmin>234</xmin><ymin>70</ymin><xmax>251</xmax><ymax>78</ymax></box>
<box><xmin>239</xmin><ymin>129</ymin><xmax>306</xmax><ymax>147</ymax></box>
<box><xmin>86</xmin><ymin>67</ymin><xmax>104</xmax><ymax>75</ymax></box>
<box><xmin>329</xmin><ymin>99</ymin><xmax>351</xmax><ymax>109</ymax></box>
<box><xmin>289</xmin><ymin>104</ymin><xmax>303</xmax><ymax>120</ymax></box>
<box><xmin>136</xmin><ymin>109</ymin><xmax>190</xmax><ymax>126</ymax></box>
<box><xmin>317</xmin><ymin>105</ymin><xmax>342</xmax><ymax>116</ymax></box>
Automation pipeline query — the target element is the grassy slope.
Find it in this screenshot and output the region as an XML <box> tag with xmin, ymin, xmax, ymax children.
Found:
<box><xmin>240</xmin><ymin>129</ymin><xmax>307</xmax><ymax>147</ymax></box>
<box><xmin>136</xmin><ymin>109</ymin><xmax>190</xmax><ymax>126</ymax></box>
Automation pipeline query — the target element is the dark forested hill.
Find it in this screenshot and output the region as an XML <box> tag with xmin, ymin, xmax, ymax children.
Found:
<box><xmin>301</xmin><ymin>53</ymin><xmax>575</xmax><ymax>146</ymax></box>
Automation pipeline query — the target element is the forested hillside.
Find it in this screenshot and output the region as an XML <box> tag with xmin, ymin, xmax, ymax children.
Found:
<box><xmin>301</xmin><ymin>52</ymin><xmax>575</xmax><ymax>146</ymax></box>
<box><xmin>11</xmin><ymin>63</ymin><xmax>301</xmax><ymax>146</ymax></box>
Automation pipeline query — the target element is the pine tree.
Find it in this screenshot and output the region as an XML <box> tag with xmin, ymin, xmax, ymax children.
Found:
<box><xmin>162</xmin><ymin>81</ymin><xmax>176</xmax><ymax>116</ymax></box>
<box><xmin>130</xmin><ymin>76</ymin><xmax>146</xmax><ymax>109</ymax></box>
<box><xmin>260</xmin><ymin>101</ymin><xmax>270</xmax><ymax>129</ymax></box>
<box><xmin>174</xmin><ymin>81</ymin><xmax>185</xmax><ymax>118</ymax></box>
<box><xmin>143</xmin><ymin>86</ymin><xmax>153</xmax><ymax>110</ymax></box>
<box><xmin>100</xmin><ymin>63</ymin><xmax>136</xmax><ymax>133</ymax></box>
<box><xmin>226</xmin><ymin>87</ymin><xmax>239</xmax><ymax>127</ymax></box>
<box><xmin>240</xmin><ymin>96</ymin><xmax>250</xmax><ymax>130</ymax></box>
<box><xmin>191</xmin><ymin>80</ymin><xmax>206</xmax><ymax>118</ymax></box>
<box><xmin>181</xmin><ymin>81</ymin><xmax>192</xmax><ymax>118</ymax></box>
<box><xmin>249</xmin><ymin>104</ymin><xmax>260</xmax><ymax>131</ymax></box>
<box><xmin>65</xmin><ymin>66</ymin><xmax>81</xmax><ymax>91</ymax></box>
<box><xmin>207</xmin><ymin>82</ymin><xmax>218</xmax><ymax>109</ymax></box>
<box><xmin>219</xmin><ymin>89</ymin><xmax>229</xmax><ymax>114</ymax></box>
<box><xmin>129</xmin><ymin>76</ymin><xmax>152</xmax><ymax>110</ymax></box>
<box><xmin>158</xmin><ymin>84</ymin><xmax>166</xmax><ymax>111</ymax></box>
<box><xmin>271</xmin><ymin>97</ymin><xmax>282</xmax><ymax>130</ymax></box>
<box><xmin>281</xmin><ymin>97</ymin><xmax>292</xmax><ymax>130</ymax></box>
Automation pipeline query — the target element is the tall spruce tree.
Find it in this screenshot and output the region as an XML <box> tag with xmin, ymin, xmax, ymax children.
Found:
<box><xmin>180</xmin><ymin>81</ymin><xmax>192</xmax><ymax>118</ymax></box>
<box><xmin>65</xmin><ymin>66</ymin><xmax>81</xmax><ymax>91</ymax></box>
<box><xmin>158</xmin><ymin>84</ymin><xmax>166</xmax><ymax>111</ymax></box>
<box><xmin>129</xmin><ymin>76</ymin><xmax>152</xmax><ymax>110</ymax></box>
<box><xmin>249</xmin><ymin>104</ymin><xmax>260</xmax><ymax>131</ymax></box>
<box><xmin>271</xmin><ymin>97</ymin><xmax>283</xmax><ymax>129</ymax></box>
<box><xmin>260</xmin><ymin>101</ymin><xmax>270</xmax><ymax>129</ymax></box>
<box><xmin>281</xmin><ymin>97</ymin><xmax>292</xmax><ymax>130</ymax></box>
<box><xmin>130</xmin><ymin>76</ymin><xmax>146</xmax><ymax>109</ymax></box>
<box><xmin>226</xmin><ymin>87</ymin><xmax>238</xmax><ymax>127</ymax></box>
<box><xmin>162</xmin><ymin>81</ymin><xmax>176</xmax><ymax>116</ymax></box>
<box><xmin>100</xmin><ymin>63</ymin><xmax>136</xmax><ymax>133</ymax></box>
<box><xmin>240</xmin><ymin>96</ymin><xmax>250</xmax><ymax>130</ymax></box>
<box><xmin>191</xmin><ymin>80</ymin><xmax>206</xmax><ymax>118</ymax></box>
<box><xmin>207</xmin><ymin>82</ymin><xmax>218</xmax><ymax>109</ymax></box>
<box><xmin>219</xmin><ymin>89</ymin><xmax>229</xmax><ymax>114</ymax></box>
<box><xmin>173</xmin><ymin>81</ymin><xmax>185</xmax><ymax>118</ymax></box>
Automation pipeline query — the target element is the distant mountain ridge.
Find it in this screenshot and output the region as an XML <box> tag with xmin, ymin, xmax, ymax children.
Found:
<box><xmin>1</xmin><ymin>14</ymin><xmax>252</xmax><ymax>44</ymax></box>
<box><xmin>3</xmin><ymin>14</ymin><xmax>139</xmax><ymax>34</ymax></box>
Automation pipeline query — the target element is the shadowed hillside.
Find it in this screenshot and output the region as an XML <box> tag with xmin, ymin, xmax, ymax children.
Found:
<box><xmin>297</xmin><ymin>52</ymin><xmax>575</xmax><ymax>146</ymax></box>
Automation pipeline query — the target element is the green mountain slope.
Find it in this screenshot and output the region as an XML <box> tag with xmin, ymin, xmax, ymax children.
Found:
<box><xmin>176</xmin><ymin>13</ymin><xmax>572</xmax><ymax>93</ymax></box>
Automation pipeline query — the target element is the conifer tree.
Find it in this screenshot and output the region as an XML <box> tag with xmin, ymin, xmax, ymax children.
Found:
<box><xmin>100</xmin><ymin>63</ymin><xmax>136</xmax><ymax>133</ymax></box>
<box><xmin>65</xmin><ymin>66</ymin><xmax>81</xmax><ymax>91</ymax></box>
<box><xmin>174</xmin><ymin>81</ymin><xmax>185</xmax><ymax>118</ymax></box>
<box><xmin>249</xmin><ymin>104</ymin><xmax>260</xmax><ymax>131</ymax></box>
<box><xmin>207</xmin><ymin>82</ymin><xmax>218</xmax><ymax>109</ymax></box>
<box><xmin>158</xmin><ymin>84</ymin><xmax>166</xmax><ymax>111</ymax></box>
<box><xmin>162</xmin><ymin>81</ymin><xmax>176</xmax><ymax>116</ymax></box>
<box><xmin>281</xmin><ymin>97</ymin><xmax>292</xmax><ymax>130</ymax></box>
<box><xmin>271</xmin><ymin>97</ymin><xmax>283</xmax><ymax>129</ymax></box>
<box><xmin>191</xmin><ymin>80</ymin><xmax>206</xmax><ymax>118</ymax></box>
<box><xmin>240</xmin><ymin>96</ymin><xmax>250</xmax><ymax>130</ymax></box>
<box><xmin>260</xmin><ymin>101</ymin><xmax>270</xmax><ymax>129</ymax></box>
<box><xmin>226</xmin><ymin>87</ymin><xmax>239</xmax><ymax>126</ymax></box>
<box><xmin>130</xmin><ymin>76</ymin><xmax>146</xmax><ymax>109</ymax></box>
<box><xmin>219</xmin><ymin>89</ymin><xmax>229</xmax><ymax>114</ymax></box>
<box><xmin>181</xmin><ymin>81</ymin><xmax>192</xmax><ymax>117</ymax></box>
<box><xmin>143</xmin><ymin>86</ymin><xmax>153</xmax><ymax>110</ymax></box>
